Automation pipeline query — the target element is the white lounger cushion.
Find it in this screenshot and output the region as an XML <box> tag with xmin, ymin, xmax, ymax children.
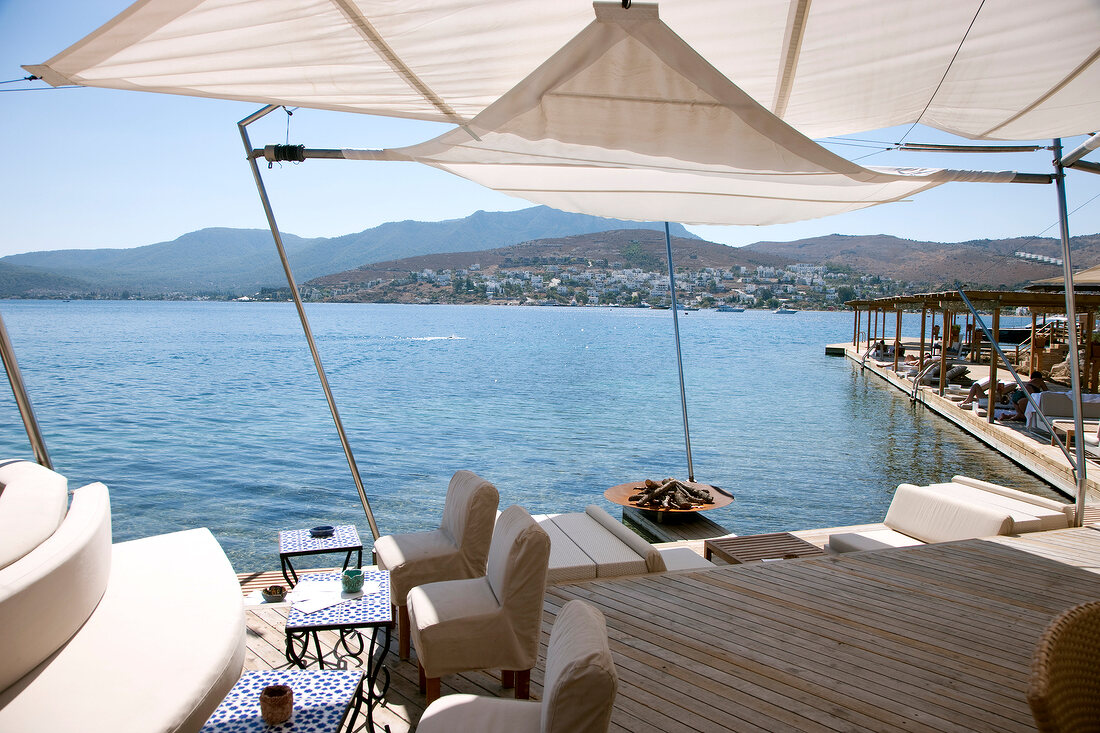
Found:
<box><xmin>658</xmin><ymin>546</ymin><xmax>718</xmax><ymax>571</ymax></box>
<box><xmin>924</xmin><ymin>481</ymin><xmax>1068</xmax><ymax>533</ymax></box>
<box><xmin>549</xmin><ymin>512</ymin><xmax>647</xmax><ymax>578</ymax></box>
<box><xmin>584</xmin><ymin>505</ymin><xmax>666</xmax><ymax>573</ymax></box>
<box><xmin>534</xmin><ymin>515</ymin><xmax>597</xmax><ymax>584</ymax></box>
<box><xmin>0</xmin><ymin>460</ymin><xmax>68</xmax><ymax>570</ymax></box>
<box><xmin>0</xmin><ymin>526</ymin><xmax>245</xmax><ymax>733</ymax></box>
<box><xmin>884</xmin><ymin>483</ymin><xmax>1013</xmax><ymax>543</ymax></box>
<box><xmin>829</xmin><ymin>528</ymin><xmax>925</xmax><ymax>553</ymax></box>
<box><xmin>0</xmin><ymin>482</ymin><xmax>111</xmax><ymax>692</ymax></box>
<box><xmin>951</xmin><ymin>475</ymin><xmax>1074</xmax><ymax>521</ymax></box>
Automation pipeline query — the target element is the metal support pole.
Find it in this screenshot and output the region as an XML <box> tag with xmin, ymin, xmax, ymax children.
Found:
<box><xmin>0</xmin><ymin>311</ymin><xmax>51</xmax><ymax>469</ymax></box>
<box><xmin>1053</xmin><ymin>138</ymin><xmax>1088</xmax><ymax>526</ymax></box>
<box><xmin>238</xmin><ymin>106</ymin><xmax>380</xmax><ymax>540</ymax></box>
<box><xmin>664</xmin><ymin>222</ymin><xmax>694</xmax><ymax>482</ymax></box>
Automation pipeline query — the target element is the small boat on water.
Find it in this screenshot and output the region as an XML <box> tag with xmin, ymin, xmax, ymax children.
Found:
<box><xmin>716</xmin><ymin>305</ymin><xmax>744</xmax><ymax>312</ymax></box>
<box><xmin>774</xmin><ymin>307</ymin><xmax>798</xmax><ymax>314</ymax></box>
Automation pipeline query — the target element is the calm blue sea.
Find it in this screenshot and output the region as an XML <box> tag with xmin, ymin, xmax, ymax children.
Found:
<box><xmin>0</xmin><ymin>301</ymin><xmax>1059</xmax><ymax>571</ymax></box>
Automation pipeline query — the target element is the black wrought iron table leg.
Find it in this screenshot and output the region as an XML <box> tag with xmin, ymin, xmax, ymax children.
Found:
<box><xmin>285</xmin><ymin>630</ymin><xmax>310</xmax><ymax>669</ymax></box>
<box><xmin>364</xmin><ymin>624</ymin><xmax>392</xmax><ymax>732</ymax></box>
<box><xmin>279</xmin><ymin>555</ymin><xmax>299</xmax><ymax>586</ymax></box>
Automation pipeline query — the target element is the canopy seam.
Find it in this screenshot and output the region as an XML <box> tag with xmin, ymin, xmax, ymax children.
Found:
<box><xmin>328</xmin><ymin>0</ymin><xmax>471</xmax><ymax>129</ymax></box>
<box><xmin>982</xmin><ymin>46</ymin><xmax>1100</xmax><ymax>138</ymax></box>
<box><xmin>771</xmin><ymin>0</ymin><xmax>811</xmax><ymax>118</ymax></box>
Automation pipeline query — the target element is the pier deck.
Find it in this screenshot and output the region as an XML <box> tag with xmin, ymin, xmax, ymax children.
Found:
<box><xmin>831</xmin><ymin>341</ymin><xmax>1100</xmax><ymax>503</ymax></box>
<box><xmin>240</xmin><ymin>526</ymin><xmax>1100</xmax><ymax>732</ymax></box>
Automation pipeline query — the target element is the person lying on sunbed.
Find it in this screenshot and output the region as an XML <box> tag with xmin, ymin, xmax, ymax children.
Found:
<box><xmin>959</xmin><ymin>377</ymin><xmax>1015</xmax><ymax>407</ymax></box>
<box><xmin>1003</xmin><ymin>371</ymin><xmax>1048</xmax><ymax>422</ymax></box>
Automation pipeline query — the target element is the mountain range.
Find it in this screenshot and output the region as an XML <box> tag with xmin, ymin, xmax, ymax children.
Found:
<box><xmin>0</xmin><ymin>205</ymin><xmax>1095</xmax><ymax>297</ymax></box>
<box><xmin>0</xmin><ymin>207</ymin><xmax>697</xmax><ymax>297</ymax></box>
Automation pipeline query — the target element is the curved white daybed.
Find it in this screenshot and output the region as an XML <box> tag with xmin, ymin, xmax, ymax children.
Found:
<box><xmin>0</xmin><ymin>460</ymin><xmax>245</xmax><ymax>732</ymax></box>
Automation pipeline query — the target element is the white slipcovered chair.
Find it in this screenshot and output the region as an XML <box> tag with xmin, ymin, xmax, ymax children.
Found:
<box><xmin>408</xmin><ymin>504</ymin><xmax>550</xmax><ymax>703</ymax></box>
<box><xmin>374</xmin><ymin>469</ymin><xmax>498</xmax><ymax>659</ymax></box>
<box><xmin>417</xmin><ymin>599</ymin><xmax>618</xmax><ymax>733</ymax></box>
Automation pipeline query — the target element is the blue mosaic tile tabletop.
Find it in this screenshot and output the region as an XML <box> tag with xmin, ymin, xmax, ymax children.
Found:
<box><xmin>279</xmin><ymin>525</ymin><xmax>362</xmax><ymax>554</ymax></box>
<box><xmin>200</xmin><ymin>669</ymin><xmax>363</xmax><ymax>732</ymax></box>
<box><xmin>286</xmin><ymin>570</ymin><xmax>391</xmax><ymax>630</ymax></box>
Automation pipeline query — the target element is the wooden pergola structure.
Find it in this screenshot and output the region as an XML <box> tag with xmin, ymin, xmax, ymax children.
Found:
<box><xmin>846</xmin><ymin>290</ymin><xmax>1100</xmax><ymax>410</ymax></box>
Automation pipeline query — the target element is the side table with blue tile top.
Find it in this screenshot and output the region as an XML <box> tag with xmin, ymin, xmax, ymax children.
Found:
<box><xmin>200</xmin><ymin>669</ymin><xmax>365</xmax><ymax>733</ymax></box>
<box><xmin>284</xmin><ymin>570</ymin><xmax>392</xmax><ymax>733</ymax></box>
<box><xmin>278</xmin><ymin>525</ymin><xmax>363</xmax><ymax>586</ymax></box>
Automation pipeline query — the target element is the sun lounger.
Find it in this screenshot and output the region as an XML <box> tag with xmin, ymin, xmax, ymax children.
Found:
<box><xmin>0</xmin><ymin>460</ymin><xmax>244</xmax><ymax>732</ymax></box>
<box><xmin>534</xmin><ymin>505</ymin><xmax>713</xmax><ymax>583</ymax></box>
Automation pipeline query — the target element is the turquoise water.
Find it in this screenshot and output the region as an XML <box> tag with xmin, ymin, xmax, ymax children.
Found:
<box><xmin>0</xmin><ymin>301</ymin><xmax>1060</xmax><ymax>571</ymax></box>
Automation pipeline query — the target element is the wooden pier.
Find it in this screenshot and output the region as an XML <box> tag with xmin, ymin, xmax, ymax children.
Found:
<box><xmin>240</xmin><ymin>525</ymin><xmax>1100</xmax><ymax>732</ymax></box>
<box><xmin>832</xmin><ymin>341</ymin><xmax>1100</xmax><ymax>503</ymax></box>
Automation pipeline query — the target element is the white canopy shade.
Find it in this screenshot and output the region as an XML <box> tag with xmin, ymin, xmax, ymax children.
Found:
<box><xmin>27</xmin><ymin>0</ymin><xmax>1100</xmax><ymax>141</ymax></box>
<box><xmin>339</xmin><ymin>3</ymin><xmax>1017</xmax><ymax>225</ymax></box>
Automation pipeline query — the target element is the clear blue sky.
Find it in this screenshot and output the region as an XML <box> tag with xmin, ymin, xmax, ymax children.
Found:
<box><xmin>3</xmin><ymin>0</ymin><xmax>1099</xmax><ymax>259</ymax></box>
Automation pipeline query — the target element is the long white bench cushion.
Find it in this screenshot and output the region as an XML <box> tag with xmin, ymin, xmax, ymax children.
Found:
<box><xmin>533</xmin><ymin>515</ymin><xmax>597</xmax><ymax>584</ymax></box>
<box><xmin>0</xmin><ymin>525</ymin><xmax>245</xmax><ymax>733</ymax></box>
<box><xmin>885</xmin><ymin>483</ymin><xmax>1013</xmax><ymax>543</ymax></box>
<box><xmin>0</xmin><ymin>460</ymin><xmax>68</xmax><ymax>570</ymax></box>
<box><xmin>549</xmin><ymin>513</ymin><xmax>647</xmax><ymax>578</ymax></box>
<box><xmin>584</xmin><ymin>505</ymin><xmax>666</xmax><ymax>572</ymax></box>
<box><xmin>925</xmin><ymin>481</ymin><xmax>1067</xmax><ymax>533</ymax></box>
<box><xmin>829</xmin><ymin>528</ymin><xmax>925</xmax><ymax>553</ymax></box>
<box><xmin>657</xmin><ymin>546</ymin><xmax>717</xmax><ymax>571</ymax></box>
<box><xmin>0</xmin><ymin>482</ymin><xmax>111</xmax><ymax>693</ymax></box>
<box><xmin>951</xmin><ymin>475</ymin><xmax>1075</xmax><ymax>523</ymax></box>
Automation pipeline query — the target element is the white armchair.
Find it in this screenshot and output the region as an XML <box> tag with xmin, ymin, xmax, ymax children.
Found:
<box><xmin>417</xmin><ymin>599</ymin><xmax>618</xmax><ymax>733</ymax></box>
<box><xmin>408</xmin><ymin>505</ymin><xmax>550</xmax><ymax>703</ymax></box>
<box><xmin>374</xmin><ymin>470</ymin><xmax>498</xmax><ymax>659</ymax></box>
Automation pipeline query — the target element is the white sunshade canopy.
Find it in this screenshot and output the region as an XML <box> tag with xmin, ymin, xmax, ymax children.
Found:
<box><xmin>25</xmin><ymin>0</ymin><xmax>1100</xmax><ymax>225</ymax></box>
<box><xmin>346</xmin><ymin>4</ymin><xmax>1016</xmax><ymax>225</ymax></box>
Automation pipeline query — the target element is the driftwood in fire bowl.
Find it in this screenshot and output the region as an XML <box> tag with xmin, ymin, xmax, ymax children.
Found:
<box><xmin>628</xmin><ymin>478</ymin><xmax>714</xmax><ymax>510</ymax></box>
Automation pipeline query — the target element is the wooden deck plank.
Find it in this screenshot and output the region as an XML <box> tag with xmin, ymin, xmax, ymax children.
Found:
<box><xmin>239</xmin><ymin>527</ymin><xmax>1100</xmax><ymax>732</ymax></box>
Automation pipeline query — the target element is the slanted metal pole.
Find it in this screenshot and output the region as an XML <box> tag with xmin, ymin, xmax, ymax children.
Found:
<box><xmin>664</xmin><ymin>222</ymin><xmax>694</xmax><ymax>482</ymax></box>
<box><xmin>238</xmin><ymin>106</ymin><xmax>380</xmax><ymax>540</ymax></box>
<box><xmin>0</xmin><ymin>311</ymin><xmax>51</xmax><ymax>469</ymax></box>
<box><xmin>1053</xmin><ymin>138</ymin><xmax>1088</xmax><ymax>526</ymax></box>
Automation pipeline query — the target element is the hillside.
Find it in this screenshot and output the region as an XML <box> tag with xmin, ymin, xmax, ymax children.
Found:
<box><xmin>310</xmin><ymin>228</ymin><xmax>788</xmax><ymax>290</ymax></box>
<box><xmin>0</xmin><ymin>207</ymin><xmax>697</xmax><ymax>295</ymax></box>
<box><xmin>0</xmin><ymin>261</ymin><xmax>95</xmax><ymax>298</ymax></box>
<box><xmin>745</xmin><ymin>233</ymin><xmax>1100</xmax><ymax>288</ymax></box>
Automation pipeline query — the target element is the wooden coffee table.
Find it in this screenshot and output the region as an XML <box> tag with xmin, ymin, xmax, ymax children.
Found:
<box><xmin>704</xmin><ymin>532</ymin><xmax>825</xmax><ymax>564</ymax></box>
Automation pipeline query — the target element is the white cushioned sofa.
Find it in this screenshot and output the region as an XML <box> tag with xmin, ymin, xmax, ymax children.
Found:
<box><xmin>0</xmin><ymin>460</ymin><xmax>245</xmax><ymax>732</ymax></box>
<box><xmin>829</xmin><ymin>476</ymin><xmax>1071</xmax><ymax>553</ymax></box>
<box><xmin>533</xmin><ymin>505</ymin><xmax>713</xmax><ymax>583</ymax></box>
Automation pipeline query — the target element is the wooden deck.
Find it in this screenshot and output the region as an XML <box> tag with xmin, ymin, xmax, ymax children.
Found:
<box><xmin>243</xmin><ymin>525</ymin><xmax>1100</xmax><ymax>732</ymax></box>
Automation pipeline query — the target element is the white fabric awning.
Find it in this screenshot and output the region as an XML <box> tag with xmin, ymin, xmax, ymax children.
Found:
<box><xmin>26</xmin><ymin>0</ymin><xmax>1100</xmax><ymax>141</ymax></box>
<box><xmin>335</xmin><ymin>4</ymin><xmax>1017</xmax><ymax>225</ymax></box>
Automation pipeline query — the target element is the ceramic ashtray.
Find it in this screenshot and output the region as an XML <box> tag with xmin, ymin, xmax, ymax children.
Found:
<box><xmin>261</xmin><ymin>585</ymin><xmax>287</xmax><ymax>602</ymax></box>
<box><xmin>309</xmin><ymin>525</ymin><xmax>335</xmax><ymax>538</ymax></box>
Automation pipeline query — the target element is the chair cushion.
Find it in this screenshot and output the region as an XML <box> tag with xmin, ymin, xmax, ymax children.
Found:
<box><xmin>407</xmin><ymin>576</ymin><xmax>508</xmax><ymax>678</ymax></box>
<box><xmin>0</xmin><ymin>525</ymin><xmax>245</xmax><ymax>732</ymax></box>
<box><xmin>549</xmin><ymin>513</ymin><xmax>646</xmax><ymax>578</ymax></box>
<box><xmin>829</xmin><ymin>528</ymin><xmax>925</xmax><ymax>553</ymax></box>
<box><xmin>884</xmin><ymin>483</ymin><xmax>1013</xmax><ymax>543</ymax></box>
<box><xmin>0</xmin><ymin>482</ymin><xmax>111</xmax><ymax>693</ymax></box>
<box><xmin>541</xmin><ymin>600</ymin><xmax>618</xmax><ymax>733</ymax></box>
<box><xmin>533</xmin><ymin>515</ymin><xmax>597</xmax><ymax>584</ymax></box>
<box><xmin>412</xmin><ymin>506</ymin><xmax>549</xmax><ymax>678</ymax></box>
<box><xmin>584</xmin><ymin>505</ymin><xmax>666</xmax><ymax>573</ymax></box>
<box><xmin>375</xmin><ymin>529</ymin><xmax>464</xmax><ymax>607</ymax></box>
<box><xmin>418</xmin><ymin>694</ymin><xmax>541</xmax><ymax>733</ymax></box>
<box><xmin>375</xmin><ymin>470</ymin><xmax>498</xmax><ymax>607</ymax></box>
<box><xmin>0</xmin><ymin>460</ymin><xmax>68</xmax><ymax>570</ymax></box>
